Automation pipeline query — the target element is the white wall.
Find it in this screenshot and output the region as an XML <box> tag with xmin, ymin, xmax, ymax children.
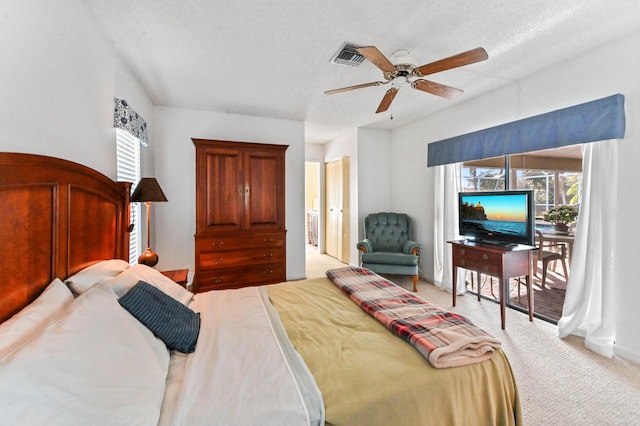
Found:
<box><xmin>356</xmin><ymin>128</ymin><xmax>391</xmax><ymax>230</ymax></box>
<box><xmin>0</xmin><ymin>0</ymin><xmax>154</xmax><ymax>177</ymax></box>
<box><xmin>152</xmin><ymin>106</ymin><xmax>307</xmax><ymax>280</ymax></box>
<box><xmin>389</xmin><ymin>30</ymin><xmax>640</xmax><ymax>363</ymax></box>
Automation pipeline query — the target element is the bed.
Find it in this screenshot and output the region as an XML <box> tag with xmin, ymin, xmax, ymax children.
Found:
<box><xmin>0</xmin><ymin>152</ymin><xmax>522</xmax><ymax>425</ymax></box>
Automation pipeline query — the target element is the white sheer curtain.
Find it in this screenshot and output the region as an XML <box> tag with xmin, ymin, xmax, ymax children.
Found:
<box><xmin>557</xmin><ymin>139</ymin><xmax>619</xmax><ymax>358</ymax></box>
<box><xmin>433</xmin><ymin>163</ymin><xmax>467</xmax><ymax>294</ymax></box>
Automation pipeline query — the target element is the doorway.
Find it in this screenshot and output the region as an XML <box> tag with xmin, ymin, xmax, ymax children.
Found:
<box><xmin>305</xmin><ymin>162</ymin><xmax>320</xmax><ymax>249</ymax></box>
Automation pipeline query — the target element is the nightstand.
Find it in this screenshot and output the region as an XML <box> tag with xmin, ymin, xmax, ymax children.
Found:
<box><xmin>160</xmin><ymin>269</ymin><xmax>189</xmax><ymax>288</ymax></box>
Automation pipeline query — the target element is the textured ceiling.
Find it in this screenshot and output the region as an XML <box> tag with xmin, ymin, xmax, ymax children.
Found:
<box><xmin>84</xmin><ymin>0</ymin><xmax>640</xmax><ymax>143</ymax></box>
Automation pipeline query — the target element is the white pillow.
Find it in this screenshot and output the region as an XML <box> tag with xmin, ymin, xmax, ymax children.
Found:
<box><xmin>65</xmin><ymin>259</ymin><xmax>131</xmax><ymax>294</ymax></box>
<box><xmin>0</xmin><ymin>282</ymin><xmax>169</xmax><ymax>425</ymax></box>
<box><xmin>100</xmin><ymin>264</ymin><xmax>193</xmax><ymax>305</ymax></box>
<box><xmin>0</xmin><ymin>278</ymin><xmax>73</xmax><ymax>358</ymax></box>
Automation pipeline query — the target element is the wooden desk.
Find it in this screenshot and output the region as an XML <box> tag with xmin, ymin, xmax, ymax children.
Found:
<box><xmin>448</xmin><ymin>240</ymin><xmax>535</xmax><ymax>329</ymax></box>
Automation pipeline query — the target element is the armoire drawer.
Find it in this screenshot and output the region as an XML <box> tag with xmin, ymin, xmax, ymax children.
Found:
<box><xmin>196</xmin><ymin>232</ymin><xmax>285</xmax><ymax>252</ymax></box>
<box><xmin>197</xmin><ymin>264</ymin><xmax>286</xmax><ymax>292</ymax></box>
<box><xmin>198</xmin><ymin>247</ymin><xmax>285</xmax><ymax>269</ymax></box>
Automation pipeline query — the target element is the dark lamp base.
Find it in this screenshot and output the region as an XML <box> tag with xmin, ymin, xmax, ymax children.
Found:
<box><xmin>138</xmin><ymin>248</ymin><xmax>159</xmax><ymax>267</ymax></box>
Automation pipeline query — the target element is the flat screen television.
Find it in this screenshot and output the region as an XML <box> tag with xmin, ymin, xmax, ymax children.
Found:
<box><xmin>458</xmin><ymin>190</ymin><xmax>535</xmax><ymax>247</ymax></box>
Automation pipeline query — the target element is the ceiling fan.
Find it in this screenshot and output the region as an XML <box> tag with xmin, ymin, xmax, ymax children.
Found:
<box><xmin>325</xmin><ymin>46</ymin><xmax>488</xmax><ymax>113</ymax></box>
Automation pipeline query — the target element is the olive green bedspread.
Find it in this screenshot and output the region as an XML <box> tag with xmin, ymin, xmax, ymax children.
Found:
<box><xmin>268</xmin><ymin>277</ymin><xmax>523</xmax><ymax>426</ymax></box>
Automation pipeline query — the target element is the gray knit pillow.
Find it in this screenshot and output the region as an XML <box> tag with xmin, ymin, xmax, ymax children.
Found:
<box><xmin>118</xmin><ymin>281</ymin><xmax>200</xmax><ymax>353</ymax></box>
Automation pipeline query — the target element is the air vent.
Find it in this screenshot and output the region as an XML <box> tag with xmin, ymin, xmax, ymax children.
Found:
<box><xmin>330</xmin><ymin>43</ymin><xmax>365</xmax><ymax>66</ymax></box>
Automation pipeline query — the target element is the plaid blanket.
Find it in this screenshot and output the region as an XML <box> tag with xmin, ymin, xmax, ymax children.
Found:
<box><xmin>326</xmin><ymin>266</ymin><xmax>501</xmax><ymax>368</ymax></box>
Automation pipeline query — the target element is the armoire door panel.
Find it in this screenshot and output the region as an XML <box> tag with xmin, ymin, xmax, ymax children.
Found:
<box><xmin>201</xmin><ymin>149</ymin><xmax>243</xmax><ymax>232</ymax></box>
<box><xmin>244</xmin><ymin>151</ymin><xmax>283</xmax><ymax>230</ymax></box>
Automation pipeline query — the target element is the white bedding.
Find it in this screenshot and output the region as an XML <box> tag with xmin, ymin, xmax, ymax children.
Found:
<box><xmin>0</xmin><ymin>282</ymin><xmax>169</xmax><ymax>425</ymax></box>
<box><xmin>164</xmin><ymin>286</ymin><xmax>325</xmax><ymax>426</ymax></box>
<box><xmin>0</xmin><ymin>262</ymin><xmax>324</xmax><ymax>425</ymax></box>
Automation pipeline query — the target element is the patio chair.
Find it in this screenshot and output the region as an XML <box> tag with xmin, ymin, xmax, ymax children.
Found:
<box><xmin>535</xmin><ymin>230</ymin><xmax>568</xmax><ymax>288</ymax></box>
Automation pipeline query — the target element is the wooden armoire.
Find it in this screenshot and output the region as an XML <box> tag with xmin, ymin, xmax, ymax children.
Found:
<box><xmin>192</xmin><ymin>139</ymin><xmax>288</xmax><ymax>292</ymax></box>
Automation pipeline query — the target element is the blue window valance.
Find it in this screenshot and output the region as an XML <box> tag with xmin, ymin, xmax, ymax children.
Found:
<box><xmin>427</xmin><ymin>94</ymin><xmax>625</xmax><ymax>167</ymax></box>
<box><xmin>113</xmin><ymin>98</ymin><xmax>149</xmax><ymax>146</ymax></box>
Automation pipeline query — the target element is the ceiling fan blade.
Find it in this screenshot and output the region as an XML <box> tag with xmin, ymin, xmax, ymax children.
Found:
<box><xmin>324</xmin><ymin>81</ymin><xmax>387</xmax><ymax>95</ymax></box>
<box><xmin>411</xmin><ymin>79</ymin><xmax>463</xmax><ymax>99</ymax></box>
<box><xmin>376</xmin><ymin>87</ymin><xmax>399</xmax><ymax>113</ymax></box>
<box><xmin>357</xmin><ymin>46</ymin><xmax>396</xmax><ymax>73</ymax></box>
<box><xmin>414</xmin><ymin>47</ymin><xmax>488</xmax><ymax>77</ymax></box>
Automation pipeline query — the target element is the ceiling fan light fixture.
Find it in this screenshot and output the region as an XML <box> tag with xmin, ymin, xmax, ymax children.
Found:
<box><xmin>390</xmin><ymin>49</ymin><xmax>417</xmax><ymax>67</ymax></box>
<box><xmin>391</xmin><ymin>75</ymin><xmax>409</xmax><ymax>89</ymax></box>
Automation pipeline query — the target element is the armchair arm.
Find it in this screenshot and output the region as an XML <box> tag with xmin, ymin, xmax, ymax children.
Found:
<box><xmin>402</xmin><ymin>240</ymin><xmax>422</xmax><ymax>255</ymax></box>
<box><xmin>357</xmin><ymin>239</ymin><xmax>374</xmax><ymax>253</ymax></box>
<box><xmin>547</xmin><ymin>241</ymin><xmax>567</xmax><ymax>256</ymax></box>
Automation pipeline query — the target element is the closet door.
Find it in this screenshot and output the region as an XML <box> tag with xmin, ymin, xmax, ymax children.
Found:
<box><xmin>325</xmin><ymin>157</ymin><xmax>350</xmax><ymax>263</ymax></box>
<box><xmin>325</xmin><ymin>160</ymin><xmax>339</xmax><ymax>259</ymax></box>
<box><xmin>339</xmin><ymin>157</ymin><xmax>350</xmax><ymax>264</ymax></box>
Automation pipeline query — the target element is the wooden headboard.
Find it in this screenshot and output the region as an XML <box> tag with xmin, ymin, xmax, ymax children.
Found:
<box><xmin>0</xmin><ymin>153</ymin><xmax>131</xmax><ymax>322</ymax></box>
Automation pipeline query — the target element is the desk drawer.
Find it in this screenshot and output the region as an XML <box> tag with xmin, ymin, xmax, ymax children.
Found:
<box><xmin>455</xmin><ymin>257</ymin><xmax>500</xmax><ymax>275</ymax></box>
<box><xmin>454</xmin><ymin>246</ymin><xmax>500</xmax><ymax>264</ymax></box>
<box><xmin>453</xmin><ymin>246</ymin><xmax>501</xmax><ymax>276</ymax></box>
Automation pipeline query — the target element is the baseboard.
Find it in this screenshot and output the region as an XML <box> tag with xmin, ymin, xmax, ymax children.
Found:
<box><xmin>614</xmin><ymin>344</ymin><xmax>640</xmax><ymax>364</ymax></box>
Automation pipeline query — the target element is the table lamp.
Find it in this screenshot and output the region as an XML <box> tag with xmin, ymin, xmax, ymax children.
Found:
<box><xmin>130</xmin><ymin>177</ymin><xmax>168</xmax><ymax>267</ymax></box>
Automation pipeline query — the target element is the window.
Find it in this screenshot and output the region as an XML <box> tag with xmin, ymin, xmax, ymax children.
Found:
<box><xmin>462</xmin><ymin>156</ymin><xmax>505</xmax><ymax>191</ymax></box>
<box><xmin>461</xmin><ymin>145</ymin><xmax>583</xmax><ymax>323</ymax></box>
<box><xmin>116</xmin><ymin>129</ymin><xmax>141</xmax><ymax>264</ymax></box>
<box><xmin>462</xmin><ymin>146</ymin><xmax>583</xmax><ymax>219</ymax></box>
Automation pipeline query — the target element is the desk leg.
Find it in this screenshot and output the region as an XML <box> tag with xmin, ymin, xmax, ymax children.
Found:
<box><xmin>476</xmin><ymin>272</ymin><xmax>481</xmax><ymax>301</ymax></box>
<box><xmin>452</xmin><ymin>266</ymin><xmax>457</xmax><ymax>307</ymax></box>
<box><xmin>499</xmin><ymin>278</ymin><xmax>506</xmax><ymax>330</ymax></box>
<box><xmin>526</xmin><ymin>274</ymin><xmax>534</xmax><ymax>321</ymax></box>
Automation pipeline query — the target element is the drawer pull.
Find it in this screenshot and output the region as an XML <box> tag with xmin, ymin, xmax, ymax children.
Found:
<box><xmin>263</xmin><ymin>270</ymin><xmax>274</xmax><ymax>276</ymax></box>
<box><xmin>264</xmin><ymin>253</ymin><xmax>273</xmax><ymax>259</ymax></box>
<box><xmin>211</xmin><ymin>241</ymin><xmax>224</xmax><ymax>247</ymax></box>
<box><xmin>212</xmin><ymin>277</ymin><xmax>223</xmax><ymax>283</ymax></box>
<box><xmin>483</xmin><ymin>265</ymin><xmax>489</xmax><ymax>271</ymax></box>
<box><xmin>460</xmin><ymin>260</ymin><xmax>466</xmax><ymax>266</ymax></box>
<box><xmin>263</xmin><ymin>238</ymin><xmax>274</xmax><ymax>243</ymax></box>
<box><xmin>214</xmin><ymin>258</ymin><xmax>224</xmax><ymax>265</ymax></box>
<box><xmin>460</xmin><ymin>249</ymin><xmax>466</xmax><ymax>255</ymax></box>
<box><xmin>482</xmin><ymin>254</ymin><xmax>489</xmax><ymax>260</ymax></box>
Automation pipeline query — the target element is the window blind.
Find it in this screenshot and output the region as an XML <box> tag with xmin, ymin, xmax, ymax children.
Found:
<box><xmin>116</xmin><ymin>129</ymin><xmax>141</xmax><ymax>264</ymax></box>
<box><xmin>427</xmin><ymin>94</ymin><xmax>625</xmax><ymax>167</ymax></box>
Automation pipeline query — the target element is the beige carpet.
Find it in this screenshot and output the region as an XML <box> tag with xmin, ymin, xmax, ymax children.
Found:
<box><xmin>305</xmin><ymin>247</ymin><xmax>640</xmax><ymax>425</ymax></box>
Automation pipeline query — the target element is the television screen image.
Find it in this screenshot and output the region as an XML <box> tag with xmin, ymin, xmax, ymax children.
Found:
<box><xmin>458</xmin><ymin>190</ymin><xmax>535</xmax><ymax>246</ymax></box>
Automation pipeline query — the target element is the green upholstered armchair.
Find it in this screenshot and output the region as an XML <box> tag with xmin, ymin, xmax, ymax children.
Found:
<box><xmin>356</xmin><ymin>212</ymin><xmax>422</xmax><ymax>291</ymax></box>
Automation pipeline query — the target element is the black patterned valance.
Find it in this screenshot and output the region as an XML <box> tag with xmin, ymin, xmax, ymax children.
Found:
<box><xmin>113</xmin><ymin>98</ymin><xmax>149</xmax><ymax>146</ymax></box>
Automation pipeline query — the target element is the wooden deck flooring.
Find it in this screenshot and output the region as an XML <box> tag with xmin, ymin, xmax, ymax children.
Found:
<box><xmin>466</xmin><ymin>260</ymin><xmax>569</xmax><ymax>323</ymax></box>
